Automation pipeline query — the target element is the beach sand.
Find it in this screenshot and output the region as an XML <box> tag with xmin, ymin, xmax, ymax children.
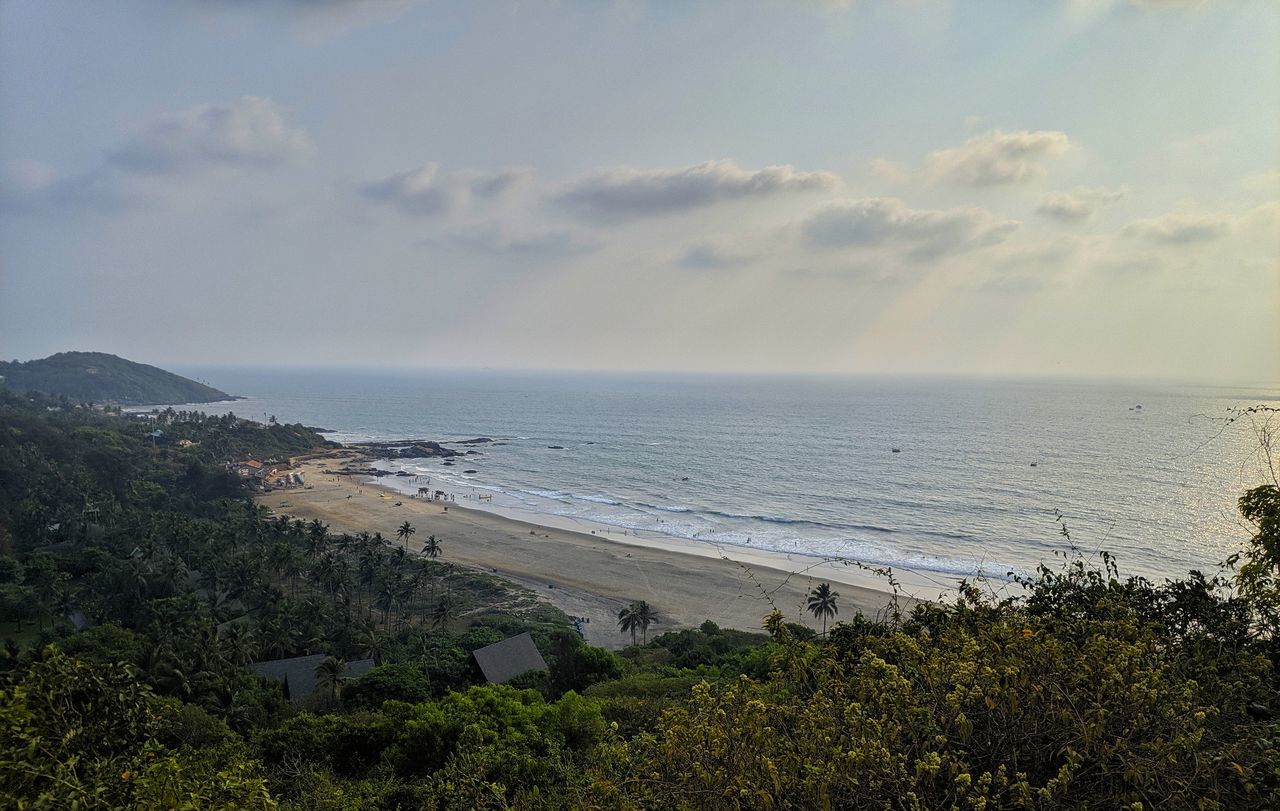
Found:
<box><xmin>259</xmin><ymin>453</ymin><xmax>951</xmax><ymax>649</ymax></box>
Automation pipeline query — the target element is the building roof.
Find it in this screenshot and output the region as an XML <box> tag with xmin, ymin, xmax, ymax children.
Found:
<box><xmin>241</xmin><ymin>459</ymin><xmax>263</xmax><ymax>469</ymax></box>
<box><xmin>471</xmin><ymin>632</ymin><xmax>548</xmax><ymax>684</ymax></box>
<box><xmin>248</xmin><ymin>655</ymin><xmax>375</xmax><ymax>703</ymax></box>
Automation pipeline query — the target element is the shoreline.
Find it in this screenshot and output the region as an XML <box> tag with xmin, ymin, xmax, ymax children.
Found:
<box><xmin>357</xmin><ymin>451</ymin><xmax>981</xmax><ymax>592</ymax></box>
<box><xmin>260</xmin><ymin>452</ymin><xmax>960</xmax><ymax>648</ymax></box>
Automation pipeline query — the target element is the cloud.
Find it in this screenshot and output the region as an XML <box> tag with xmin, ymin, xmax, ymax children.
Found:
<box><xmin>178</xmin><ymin>0</ymin><xmax>423</xmax><ymax>40</ymax></box>
<box><xmin>1129</xmin><ymin>0</ymin><xmax>1213</xmax><ymax>9</ymax></box>
<box><xmin>800</xmin><ymin>197</ymin><xmax>1019</xmax><ymax>259</ymax></box>
<box><xmin>109</xmin><ymin>96</ymin><xmax>314</xmax><ymax>174</ymax></box>
<box><xmin>678</xmin><ymin>241</ymin><xmax>759</xmax><ymax>270</ymax></box>
<box><xmin>1241</xmin><ymin>201</ymin><xmax>1280</xmax><ymax>234</ymax></box>
<box><xmin>0</xmin><ymin>160</ymin><xmax>137</xmax><ymax>214</ymax></box>
<box><xmin>1122</xmin><ymin>210</ymin><xmax>1232</xmax><ymax>243</ymax></box>
<box><xmin>1036</xmin><ymin>186</ymin><xmax>1126</xmax><ymax>222</ymax></box>
<box><xmin>555</xmin><ymin>159</ymin><xmax>838</xmax><ymax>221</ymax></box>
<box><xmin>464</xmin><ymin>168</ymin><xmax>531</xmax><ymax>199</ymax></box>
<box><xmin>442</xmin><ymin>222</ymin><xmax>601</xmax><ymax>258</ymax></box>
<box><xmin>924</xmin><ymin>130</ymin><xmax>1073</xmax><ymax>186</ymax></box>
<box><xmin>361</xmin><ymin>164</ymin><xmax>530</xmax><ymax>216</ymax></box>
<box><xmin>1240</xmin><ymin>170</ymin><xmax>1280</xmax><ymax>195</ymax></box>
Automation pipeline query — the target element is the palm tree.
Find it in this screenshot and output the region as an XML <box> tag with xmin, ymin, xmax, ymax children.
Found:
<box><xmin>306</xmin><ymin>519</ymin><xmax>327</xmax><ymax>545</ymax></box>
<box><xmin>311</xmin><ymin>553</ymin><xmax>338</xmax><ymax>595</ymax></box>
<box><xmin>314</xmin><ymin>656</ymin><xmax>347</xmax><ymax>703</ymax></box>
<box><xmin>806</xmin><ymin>582</ymin><xmax>839</xmax><ymax>636</ymax></box>
<box><xmin>421</xmin><ymin>535</ymin><xmax>442</xmax><ymax>559</ymax></box>
<box><xmin>634</xmin><ymin>601</ymin><xmax>656</xmax><ymax>643</ymax></box>
<box><xmin>614</xmin><ymin>601</ymin><xmax>650</xmax><ymax>644</ymax></box>
<box><xmin>358</xmin><ymin>624</ymin><xmax>388</xmax><ymax>665</ymax></box>
<box><xmin>396</xmin><ymin>521</ymin><xmax>416</xmax><ymax>549</ymax></box>
<box><xmin>218</xmin><ymin>623</ymin><xmax>258</xmax><ymax>666</ymax></box>
<box><xmin>376</xmin><ymin>580</ymin><xmax>398</xmax><ymax>628</ymax></box>
<box><xmin>431</xmin><ymin>591</ymin><xmax>455</xmax><ymax>630</ymax></box>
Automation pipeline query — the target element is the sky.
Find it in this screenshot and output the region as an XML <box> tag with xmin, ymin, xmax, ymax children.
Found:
<box><xmin>1</xmin><ymin>0</ymin><xmax>1277</xmax><ymax>384</ymax></box>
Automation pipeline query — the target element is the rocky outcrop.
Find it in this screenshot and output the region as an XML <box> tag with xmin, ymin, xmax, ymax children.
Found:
<box><xmin>353</xmin><ymin>440</ymin><xmax>463</xmax><ymax>459</ymax></box>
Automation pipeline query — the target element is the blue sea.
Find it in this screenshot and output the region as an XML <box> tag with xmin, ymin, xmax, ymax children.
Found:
<box><xmin>166</xmin><ymin>369</ymin><xmax>1276</xmax><ymax>583</ymax></box>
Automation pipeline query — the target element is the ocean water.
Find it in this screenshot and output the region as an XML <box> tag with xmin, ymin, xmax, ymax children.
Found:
<box><xmin>167</xmin><ymin>369</ymin><xmax>1277</xmax><ymax>583</ymax></box>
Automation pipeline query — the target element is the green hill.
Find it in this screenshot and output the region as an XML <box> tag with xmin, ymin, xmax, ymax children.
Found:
<box><xmin>0</xmin><ymin>351</ymin><xmax>235</xmax><ymax>405</ymax></box>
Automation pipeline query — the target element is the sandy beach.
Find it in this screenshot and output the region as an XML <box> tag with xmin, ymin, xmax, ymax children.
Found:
<box><xmin>257</xmin><ymin>452</ymin><xmax>955</xmax><ymax>649</ymax></box>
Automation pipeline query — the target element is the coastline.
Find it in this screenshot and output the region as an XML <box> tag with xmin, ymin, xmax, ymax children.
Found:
<box><xmin>259</xmin><ymin>453</ymin><xmax>960</xmax><ymax>648</ymax></box>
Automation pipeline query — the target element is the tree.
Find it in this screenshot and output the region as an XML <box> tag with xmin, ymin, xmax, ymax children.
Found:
<box><xmin>635</xmin><ymin>601</ymin><xmax>655</xmax><ymax>644</ymax></box>
<box><xmin>806</xmin><ymin>582</ymin><xmax>839</xmax><ymax>636</ymax></box>
<box><xmin>0</xmin><ymin>648</ymin><xmax>275</xmax><ymax>809</ymax></box>
<box><xmin>376</xmin><ymin>580</ymin><xmax>399</xmax><ymax>629</ymax></box>
<box><xmin>422</xmin><ymin>534</ymin><xmax>442</xmax><ymax>559</ymax></box>
<box><xmin>358</xmin><ymin>625</ymin><xmax>389</xmax><ymax>665</ymax></box>
<box><xmin>618</xmin><ymin>601</ymin><xmax>654</xmax><ymax>645</ymax></box>
<box><xmin>218</xmin><ymin>623</ymin><xmax>257</xmax><ymax>667</ymax></box>
<box><xmin>314</xmin><ymin>656</ymin><xmax>347</xmax><ymax>704</ymax></box>
<box><xmin>431</xmin><ymin>592</ymin><xmax>455</xmax><ymax>630</ymax></box>
<box><xmin>396</xmin><ymin>521</ymin><xmax>415</xmax><ymax>549</ymax></box>
<box><xmin>341</xmin><ymin>662</ymin><xmax>431</xmax><ymax>710</ymax></box>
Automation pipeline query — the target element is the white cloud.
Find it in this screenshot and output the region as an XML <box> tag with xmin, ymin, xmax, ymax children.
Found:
<box><xmin>924</xmin><ymin>130</ymin><xmax>1073</xmax><ymax>186</ymax></box>
<box><xmin>442</xmin><ymin>222</ymin><xmax>601</xmax><ymax>258</ymax></box>
<box><xmin>1122</xmin><ymin>210</ymin><xmax>1232</xmax><ymax>243</ymax></box>
<box><xmin>1036</xmin><ymin>186</ymin><xmax>1126</xmax><ymax>222</ymax></box>
<box><xmin>1129</xmin><ymin>0</ymin><xmax>1214</xmax><ymax>9</ymax></box>
<box><xmin>361</xmin><ymin>164</ymin><xmax>530</xmax><ymax>216</ymax></box>
<box><xmin>177</xmin><ymin>0</ymin><xmax>423</xmax><ymax>40</ymax></box>
<box><xmin>1240</xmin><ymin>170</ymin><xmax>1280</xmax><ymax>195</ymax></box>
<box><xmin>800</xmin><ymin>197</ymin><xmax>1019</xmax><ymax>259</ymax></box>
<box><xmin>109</xmin><ymin>96</ymin><xmax>314</xmax><ymax>174</ymax></box>
<box><xmin>678</xmin><ymin>241</ymin><xmax>759</xmax><ymax>270</ymax></box>
<box><xmin>0</xmin><ymin>160</ymin><xmax>137</xmax><ymax>214</ymax></box>
<box><xmin>555</xmin><ymin>159</ymin><xmax>839</xmax><ymax>221</ymax></box>
<box><xmin>1241</xmin><ymin>201</ymin><xmax>1280</xmax><ymax>234</ymax></box>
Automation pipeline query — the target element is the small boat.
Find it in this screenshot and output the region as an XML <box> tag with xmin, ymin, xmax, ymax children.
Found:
<box><xmin>891</xmin><ymin>448</ymin><xmax>901</xmax><ymax>453</ymax></box>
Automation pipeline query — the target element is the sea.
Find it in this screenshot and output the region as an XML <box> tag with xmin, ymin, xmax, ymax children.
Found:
<box><xmin>163</xmin><ymin>369</ymin><xmax>1277</xmax><ymax>585</ymax></box>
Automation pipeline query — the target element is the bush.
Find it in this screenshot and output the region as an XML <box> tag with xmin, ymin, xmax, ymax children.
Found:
<box><xmin>343</xmin><ymin>662</ymin><xmax>433</xmax><ymax>710</ymax></box>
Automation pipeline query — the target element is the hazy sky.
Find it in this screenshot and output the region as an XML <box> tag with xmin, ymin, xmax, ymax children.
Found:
<box><xmin>1</xmin><ymin>0</ymin><xmax>1277</xmax><ymax>383</ymax></box>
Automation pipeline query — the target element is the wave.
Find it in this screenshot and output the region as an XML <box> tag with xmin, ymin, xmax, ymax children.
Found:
<box><xmin>636</xmin><ymin>502</ymin><xmax>692</xmax><ymax>513</ymax></box>
<box><xmin>712</xmin><ymin>509</ymin><xmax>811</xmax><ymax>525</ymax></box>
<box><xmin>573</xmin><ymin>494</ymin><xmax>621</xmax><ymax>505</ymax></box>
<box><xmin>651</xmin><ymin>505</ymin><xmax>975</xmax><ymax>543</ymax></box>
<box><xmin>515</xmin><ymin>488</ymin><xmax>568</xmax><ymax>501</ymax></box>
<box><xmin>364</xmin><ymin>469</ymin><xmax>1013</xmax><ymax>580</ymax></box>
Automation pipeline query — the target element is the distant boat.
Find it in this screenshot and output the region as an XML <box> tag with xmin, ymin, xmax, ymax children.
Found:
<box><xmin>891</xmin><ymin>448</ymin><xmax>901</xmax><ymax>453</ymax></box>
<box><xmin>1134</xmin><ymin>404</ymin><xmax>1143</xmax><ymax>410</ymax></box>
<box><xmin>1030</xmin><ymin>463</ymin><xmax>1038</xmax><ymax>467</ymax></box>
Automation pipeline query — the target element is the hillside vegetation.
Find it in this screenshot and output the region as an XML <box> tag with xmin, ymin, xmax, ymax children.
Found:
<box><xmin>0</xmin><ymin>391</ymin><xmax>1276</xmax><ymax>809</ymax></box>
<box><xmin>0</xmin><ymin>351</ymin><xmax>232</xmax><ymax>405</ymax></box>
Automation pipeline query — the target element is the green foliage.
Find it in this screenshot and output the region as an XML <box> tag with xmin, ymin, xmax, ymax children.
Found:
<box><xmin>55</xmin><ymin>623</ymin><xmax>146</xmax><ymax>665</ymax></box>
<box><xmin>257</xmin><ymin>685</ymin><xmax>605</xmax><ymax>808</ymax></box>
<box><xmin>342</xmin><ymin>662</ymin><xmax>433</xmax><ymax>710</ymax></box>
<box><xmin>589</xmin><ymin>559</ymin><xmax>1280</xmax><ymax>809</ymax></box>
<box><xmin>0</xmin><ymin>647</ymin><xmax>273</xmax><ymax>809</ymax></box>
<box><xmin>2</xmin><ymin>387</ymin><xmax>1278</xmax><ymax>809</ymax></box>
<box><xmin>642</xmin><ymin>623</ymin><xmax>771</xmax><ymax>672</ymax></box>
<box><xmin>0</xmin><ymin>351</ymin><xmax>231</xmax><ymax>405</ymax></box>
<box><xmin>1237</xmin><ymin>484</ymin><xmax>1280</xmax><ymax>638</ymax></box>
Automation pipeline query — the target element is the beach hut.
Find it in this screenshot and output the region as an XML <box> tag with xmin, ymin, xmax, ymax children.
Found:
<box><xmin>471</xmin><ymin>632</ymin><xmax>548</xmax><ymax>684</ymax></box>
